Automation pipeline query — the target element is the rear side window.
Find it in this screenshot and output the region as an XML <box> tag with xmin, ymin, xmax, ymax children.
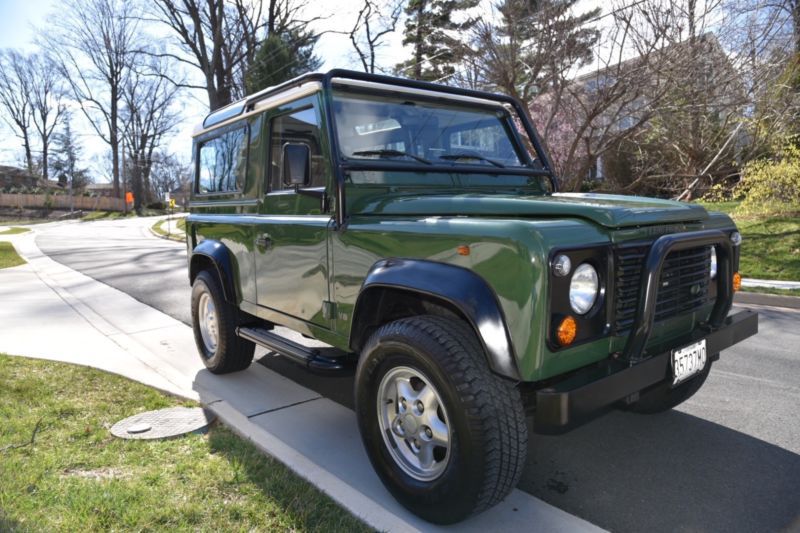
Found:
<box><xmin>269</xmin><ymin>106</ymin><xmax>325</xmax><ymax>191</ymax></box>
<box><xmin>197</xmin><ymin>126</ymin><xmax>248</xmax><ymax>194</ymax></box>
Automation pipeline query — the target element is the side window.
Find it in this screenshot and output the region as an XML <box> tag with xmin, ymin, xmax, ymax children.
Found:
<box><xmin>269</xmin><ymin>106</ymin><xmax>325</xmax><ymax>191</ymax></box>
<box><xmin>197</xmin><ymin>126</ymin><xmax>248</xmax><ymax>194</ymax></box>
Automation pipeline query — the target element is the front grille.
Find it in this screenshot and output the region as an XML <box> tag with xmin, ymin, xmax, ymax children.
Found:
<box><xmin>614</xmin><ymin>244</ymin><xmax>712</xmax><ymax>333</ymax></box>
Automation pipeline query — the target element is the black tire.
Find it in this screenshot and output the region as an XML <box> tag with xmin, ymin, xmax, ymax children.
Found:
<box><xmin>624</xmin><ymin>358</ymin><xmax>714</xmax><ymax>414</ymax></box>
<box><xmin>191</xmin><ymin>270</ymin><xmax>254</xmax><ymax>374</ymax></box>
<box><xmin>355</xmin><ymin>315</ymin><xmax>527</xmax><ymax>525</ymax></box>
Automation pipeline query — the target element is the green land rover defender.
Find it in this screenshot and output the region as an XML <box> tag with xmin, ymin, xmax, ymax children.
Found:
<box><xmin>185</xmin><ymin>69</ymin><xmax>758</xmax><ymax>524</ymax></box>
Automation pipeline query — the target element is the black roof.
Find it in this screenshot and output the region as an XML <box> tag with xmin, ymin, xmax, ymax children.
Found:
<box><xmin>201</xmin><ymin>69</ymin><xmax>524</xmax><ymax>130</ymax></box>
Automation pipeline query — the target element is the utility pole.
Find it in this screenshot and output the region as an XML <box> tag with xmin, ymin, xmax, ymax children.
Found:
<box><xmin>122</xmin><ymin>138</ymin><xmax>128</xmax><ymax>215</ymax></box>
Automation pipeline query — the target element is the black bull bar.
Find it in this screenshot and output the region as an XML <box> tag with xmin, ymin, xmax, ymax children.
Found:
<box><xmin>534</xmin><ymin>230</ymin><xmax>759</xmax><ymax>433</ymax></box>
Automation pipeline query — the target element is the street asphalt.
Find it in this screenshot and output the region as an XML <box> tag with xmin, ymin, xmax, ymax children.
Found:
<box><xmin>36</xmin><ymin>217</ymin><xmax>800</xmax><ymax>533</ymax></box>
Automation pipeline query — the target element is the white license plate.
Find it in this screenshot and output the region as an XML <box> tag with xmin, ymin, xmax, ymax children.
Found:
<box><xmin>671</xmin><ymin>339</ymin><xmax>707</xmax><ymax>386</ymax></box>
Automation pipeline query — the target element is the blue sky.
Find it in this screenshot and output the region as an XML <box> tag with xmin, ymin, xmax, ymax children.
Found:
<box><xmin>0</xmin><ymin>0</ymin><xmax>614</xmax><ymax>177</ymax></box>
<box><xmin>0</xmin><ymin>0</ymin><xmax>408</xmax><ymax>174</ymax></box>
<box><xmin>0</xmin><ymin>0</ymin><xmax>53</xmax><ymax>50</ymax></box>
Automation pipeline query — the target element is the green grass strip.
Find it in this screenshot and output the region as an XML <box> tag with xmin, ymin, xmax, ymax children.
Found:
<box><xmin>0</xmin><ymin>242</ymin><xmax>25</xmax><ymax>269</ymax></box>
<box><xmin>0</xmin><ymin>355</ymin><xmax>369</xmax><ymax>532</ymax></box>
<box><xmin>0</xmin><ymin>227</ymin><xmax>30</xmax><ymax>235</ymax></box>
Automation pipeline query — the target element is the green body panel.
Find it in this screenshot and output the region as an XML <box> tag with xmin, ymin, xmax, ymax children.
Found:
<box><xmin>185</xmin><ymin>84</ymin><xmax>740</xmax><ymax>384</ymax></box>
<box><xmin>348</xmin><ymin>190</ymin><xmax>709</xmax><ymax>228</ymax></box>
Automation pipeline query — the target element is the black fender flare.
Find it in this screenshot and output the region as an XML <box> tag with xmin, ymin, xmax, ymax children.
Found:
<box><xmin>189</xmin><ymin>239</ymin><xmax>238</xmax><ymax>304</ymax></box>
<box><xmin>351</xmin><ymin>258</ymin><xmax>520</xmax><ymax>380</ymax></box>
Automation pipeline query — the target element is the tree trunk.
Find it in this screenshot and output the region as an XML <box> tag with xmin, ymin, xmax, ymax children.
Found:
<box><xmin>41</xmin><ymin>137</ymin><xmax>48</xmax><ymax>181</ymax></box>
<box><xmin>131</xmin><ymin>153</ymin><xmax>144</xmax><ymax>214</ymax></box>
<box><xmin>144</xmin><ymin>142</ymin><xmax>156</xmax><ymax>203</ymax></box>
<box><xmin>22</xmin><ymin>131</ymin><xmax>34</xmax><ymax>176</ymax></box>
<box><xmin>794</xmin><ymin>0</ymin><xmax>800</xmax><ymax>56</ymax></box>
<box><xmin>413</xmin><ymin>0</ymin><xmax>425</xmax><ymax>79</ymax></box>
<box><xmin>111</xmin><ymin>86</ymin><xmax>120</xmax><ymax>198</ymax></box>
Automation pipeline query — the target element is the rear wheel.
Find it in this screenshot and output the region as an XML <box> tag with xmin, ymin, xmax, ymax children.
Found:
<box><xmin>355</xmin><ymin>315</ymin><xmax>527</xmax><ymax>524</ymax></box>
<box><xmin>191</xmin><ymin>270</ymin><xmax>254</xmax><ymax>374</ymax></box>
<box><xmin>624</xmin><ymin>358</ymin><xmax>714</xmax><ymax>414</ymax></box>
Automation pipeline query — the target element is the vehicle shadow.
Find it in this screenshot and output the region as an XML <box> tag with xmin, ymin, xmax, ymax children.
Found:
<box><xmin>257</xmin><ymin>355</ymin><xmax>800</xmax><ymax>533</ymax></box>
<box><xmin>520</xmin><ymin>410</ymin><xmax>800</xmax><ymax>533</ymax></box>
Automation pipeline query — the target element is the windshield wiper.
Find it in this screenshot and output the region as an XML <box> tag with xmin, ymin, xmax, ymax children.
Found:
<box><xmin>351</xmin><ymin>149</ymin><xmax>431</xmax><ymax>165</ymax></box>
<box><xmin>439</xmin><ymin>153</ymin><xmax>506</xmax><ymax>168</ymax></box>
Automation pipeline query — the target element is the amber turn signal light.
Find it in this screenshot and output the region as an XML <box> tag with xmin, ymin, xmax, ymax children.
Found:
<box><xmin>556</xmin><ymin>316</ymin><xmax>577</xmax><ymax>346</ymax></box>
<box><xmin>732</xmin><ymin>272</ymin><xmax>742</xmax><ymax>292</ymax></box>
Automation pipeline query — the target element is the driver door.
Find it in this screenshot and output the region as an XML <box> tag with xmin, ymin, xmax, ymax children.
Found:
<box><xmin>253</xmin><ymin>96</ymin><xmax>333</xmax><ymax>329</ymax></box>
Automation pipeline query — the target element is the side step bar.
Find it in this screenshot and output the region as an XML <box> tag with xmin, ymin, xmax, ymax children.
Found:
<box><xmin>237</xmin><ymin>326</ymin><xmax>355</xmax><ymax>374</ymax></box>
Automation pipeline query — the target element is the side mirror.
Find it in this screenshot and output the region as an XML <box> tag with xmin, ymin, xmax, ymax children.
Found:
<box><xmin>283</xmin><ymin>143</ymin><xmax>310</xmax><ymax>186</ymax></box>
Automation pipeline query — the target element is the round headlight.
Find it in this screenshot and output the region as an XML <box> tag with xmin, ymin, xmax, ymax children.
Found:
<box><xmin>710</xmin><ymin>247</ymin><xmax>717</xmax><ymax>279</ymax></box>
<box><xmin>569</xmin><ymin>263</ymin><xmax>599</xmax><ymax>315</ymax></box>
<box><xmin>731</xmin><ymin>231</ymin><xmax>742</xmax><ymax>246</ymax></box>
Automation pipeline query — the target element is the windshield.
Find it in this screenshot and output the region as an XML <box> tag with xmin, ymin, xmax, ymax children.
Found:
<box><xmin>332</xmin><ymin>91</ymin><xmax>528</xmax><ymax>169</ymax></box>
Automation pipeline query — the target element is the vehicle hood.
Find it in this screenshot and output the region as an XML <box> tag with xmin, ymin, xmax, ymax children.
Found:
<box><xmin>352</xmin><ymin>192</ymin><xmax>709</xmax><ymax>228</ymax></box>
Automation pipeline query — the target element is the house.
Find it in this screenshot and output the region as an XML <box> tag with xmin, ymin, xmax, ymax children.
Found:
<box><xmin>0</xmin><ymin>165</ymin><xmax>42</xmax><ymax>190</ymax></box>
<box><xmin>86</xmin><ymin>182</ymin><xmax>116</xmax><ymax>198</ymax></box>
<box><xmin>536</xmin><ymin>33</ymin><xmax>745</xmax><ymax>190</ymax></box>
<box><xmin>168</xmin><ymin>182</ymin><xmax>191</xmax><ymax>209</ymax></box>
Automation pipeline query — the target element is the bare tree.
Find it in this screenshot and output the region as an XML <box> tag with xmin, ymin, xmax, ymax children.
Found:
<box><xmin>534</xmin><ymin>5</ymin><xmax>680</xmax><ymax>191</ymax></box>
<box><xmin>0</xmin><ymin>50</ymin><xmax>35</xmax><ymax>174</ymax></box>
<box><xmin>122</xmin><ymin>57</ymin><xmax>182</xmax><ymax>213</ymax></box>
<box><xmin>349</xmin><ymin>0</ymin><xmax>403</xmax><ymax>73</ymax></box>
<box><xmin>605</xmin><ymin>0</ymin><xmax>760</xmax><ymax>198</ymax></box>
<box><xmin>45</xmin><ymin>0</ymin><xmax>140</xmax><ymax>197</ymax></box>
<box><xmin>149</xmin><ymin>0</ymin><xmax>321</xmax><ymax>110</ymax></box>
<box><xmin>29</xmin><ymin>54</ymin><xmax>67</xmax><ymax>182</ymax></box>
<box><xmin>149</xmin><ymin>150</ymin><xmax>192</xmax><ymax>201</ymax></box>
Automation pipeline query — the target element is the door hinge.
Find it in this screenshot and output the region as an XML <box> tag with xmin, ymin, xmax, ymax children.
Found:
<box><xmin>322</xmin><ymin>300</ymin><xmax>336</xmax><ymax>320</ymax></box>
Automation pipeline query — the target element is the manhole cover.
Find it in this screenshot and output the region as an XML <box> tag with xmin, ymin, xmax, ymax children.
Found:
<box><xmin>110</xmin><ymin>407</ymin><xmax>215</xmax><ymax>440</ymax></box>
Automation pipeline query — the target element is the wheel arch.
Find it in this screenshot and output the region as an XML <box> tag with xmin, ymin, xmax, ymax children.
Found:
<box><xmin>350</xmin><ymin>259</ymin><xmax>520</xmax><ymax>380</ymax></box>
<box><xmin>189</xmin><ymin>239</ymin><xmax>238</xmax><ymax>304</ymax></box>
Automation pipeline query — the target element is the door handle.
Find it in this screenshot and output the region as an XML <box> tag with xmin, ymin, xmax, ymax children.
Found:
<box><xmin>255</xmin><ymin>234</ymin><xmax>272</xmax><ymax>249</ymax></box>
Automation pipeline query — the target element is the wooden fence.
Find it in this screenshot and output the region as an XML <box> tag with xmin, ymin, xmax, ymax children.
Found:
<box><xmin>0</xmin><ymin>193</ymin><xmax>126</xmax><ymax>212</ymax></box>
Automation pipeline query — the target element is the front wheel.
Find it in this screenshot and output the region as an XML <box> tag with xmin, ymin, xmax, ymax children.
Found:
<box><xmin>191</xmin><ymin>270</ymin><xmax>254</xmax><ymax>374</ymax></box>
<box><xmin>355</xmin><ymin>315</ymin><xmax>527</xmax><ymax>524</ymax></box>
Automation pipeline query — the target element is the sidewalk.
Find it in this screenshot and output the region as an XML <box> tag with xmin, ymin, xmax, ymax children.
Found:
<box><xmin>0</xmin><ymin>228</ymin><xmax>601</xmax><ymax>533</ymax></box>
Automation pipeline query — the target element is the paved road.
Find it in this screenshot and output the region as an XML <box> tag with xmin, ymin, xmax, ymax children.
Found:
<box><xmin>37</xmin><ymin>217</ymin><xmax>800</xmax><ymax>533</ymax></box>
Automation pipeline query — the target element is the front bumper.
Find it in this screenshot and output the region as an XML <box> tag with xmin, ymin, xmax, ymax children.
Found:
<box><xmin>534</xmin><ymin>309</ymin><xmax>758</xmax><ymax>433</ymax></box>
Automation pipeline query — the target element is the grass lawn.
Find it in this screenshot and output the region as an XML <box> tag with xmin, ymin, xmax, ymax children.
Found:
<box><xmin>151</xmin><ymin>218</ymin><xmax>185</xmax><ymax>242</ymax></box>
<box><xmin>80</xmin><ymin>210</ymin><xmax>135</xmax><ymax>222</ymax></box>
<box><xmin>700</xmin><ymin>201</ymin><xmax>800</xmax><ymax>282</ymax></box>
<box><xmin>0</xmin><ymin>242</ymin><xmax>25</xmax><ymax>269</ymax></box>
<box><xmin>0</xmin><ymin>355</ymin><xmax>369</xmax><ymax>532</ymax></box>
<box><xmin>0</xmin><ymin>227</ymin><xmax>30</xmax><ymax>235</ymax></box>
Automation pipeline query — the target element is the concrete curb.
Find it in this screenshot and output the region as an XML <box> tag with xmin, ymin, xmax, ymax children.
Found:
<box><xmin>147</xmin><ymin>217</ymin><xmax>186</xmax><ymax>243</ymax></box>
<box><xmin>742</xmin><ymin>278</ymin><xmax>800</xmax><ymax>290</ymax></box>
